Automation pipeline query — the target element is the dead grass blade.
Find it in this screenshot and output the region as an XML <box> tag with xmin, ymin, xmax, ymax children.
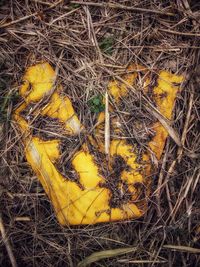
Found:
<box><xmin>159</xmin><ymin>28</ymin><xmax>200</xmax><ymax>37</ymax></box>
<box><xmin>105</xmin><ymin>91</ymin><xmax>110</xmax><ymax>156</ymax></box>
<box><xmin>163</xmin><ymin>245</ymin><xmax>200</xmax><ymax>254</ymax></box>
<box><xmin>0</xmin><ymin>214</ymin><xmax>18</xmax><ymax>267</ymax></box>
<box><xmin>146</xmin><ymin>107</ymin><xmax>182</xmax><ymax>147</ymax></box>
<box><xmin>103</xmin><ymin>67</ymin><xmax>182</xmax><ymax>147</ymax></box>
<box><xmin>78</xmin><ymin>247</ymin><xmax>137</xmax><ymax>267</ymax></box>
<box><xmin>71</xmin><ymin>1</ymin><xmax>175</xmax><ymax>16</ymax></box>
<box><xmin>0</xmin><ymin>0</ymin><xmax>64</xmax><ymax>28</ymax></box>
<box><xmin>118</xmin><ymin>259</ymin><xmax>167</xmax><ymax>264</ymax></box>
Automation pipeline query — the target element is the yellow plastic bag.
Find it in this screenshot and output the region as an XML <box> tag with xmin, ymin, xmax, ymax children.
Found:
<box><xmin>14</xmin><ymin>63</ymin><xmax>183</xmax><ymax>225</ymax></box>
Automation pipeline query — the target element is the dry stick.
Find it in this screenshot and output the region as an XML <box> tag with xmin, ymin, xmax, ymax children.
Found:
<box><xmin>0</xmin><ymin>214</ymin><xmax>18</xmax><ymax>267</ymax></box>
<box><xmin>84</xmin><ymin>6</ymin><xmax>104</xmax><ymax>64</ymax></box>
<box><xmin>156</xmin><ymin>142</ymin><xmax>169</xmax><ymax>217</ymax></box>
<box><xmin>42</xmin><ymin>237</ymin><xmax>73</xmax><ymax>267</ymax></box>
<box><xmin>33</xmin><ymin>0</ymin><xmax>59</xmax><ymax>6</ymax></box>
<box><xmin>161</xmin><ymin>156</ymin><xmax>178</xmax><ymax>222</ymax></box>
<box><xmin>165</xmin><ymin>156</ymin><xmax>192</xmax><ymax>223</ymax></box>
<box><xmin>49</xmin><ymin>8</ymin><xmax>79</xmax><ymax>25</ymax></box>
<box><xmin>159</xmin><ymin>28</ymin><xmax>200</xmax><ymax>37</ymax></box>
<box><xmin>71</xmin><ymin>1</ymin><xmax>175</xmax><ymax>16</ymax></box>
<box><xmin>163</xmin><ymin>244</ymin><xmax>200</xmax><ymax>254</ymax></box>
<box><xmin>33</xmin><ymin>0</ymin><xmax>74</xmax><ymax>11</ymax></box>
<box><xmin>0</xmin><ymin>12</ymin><xmax>38</xmax><ymax>28</ymax></box>
<box><xmin>164</xmin><ymin>83</ymin><xmax>195</xmax><ymax>222</ymax></box>
<box><xmin>117</xmin><ymin>45</ymin><xmax>200</xmax><ymax>50</ymax></box>
<box><xmin>177</xmin><ymin>86</ymin><xmax>194</xmax><ymax>162</ymax></box>
<box><xmin>165</xmin><ymin>180</ymin><xmax>174</xmax><ymax>215</ymax></box>
<box><xmin>105</xmin><ymin>92</ymin><xmax>110</xmax><ymax>158</ymax></box>
<box><xmin>118</xmin><ymin>260</ymin><xmax>167</xmax><ymax>264</ymax></box>
<box><xmin>102</xmin><ymin>67</ymin><xmax>182</xmax><ymax>147</ymax></box>
<box><xmin>0</xmin><ymin>0</ymin><xmax>64</xmax><ymax>28</ymax></box>
<box><xmin>169</xmin><ymin>168</ymin><xmax>199</xmax><ymax>223</ymax></box>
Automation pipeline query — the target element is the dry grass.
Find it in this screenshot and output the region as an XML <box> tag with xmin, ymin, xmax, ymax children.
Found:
<box><xmin>0</xmin><ymin>0</ymin><xmax>200</xmax><ymax>266</ymax></box>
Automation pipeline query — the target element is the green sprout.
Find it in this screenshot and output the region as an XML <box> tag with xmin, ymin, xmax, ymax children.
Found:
<box><xmin>69</xmin><ymin>3</ymin><xmax>80</xmax><ymax>9</ymax></box>
<box><xmin>88</xmin><ymin>94</ymin><xmax>105</xmax><ymax>114</ymax></box>
<box><xmin>99</xmin><ymin>36</ymin><xmax>115</xmax><ymax>55</ymax></box>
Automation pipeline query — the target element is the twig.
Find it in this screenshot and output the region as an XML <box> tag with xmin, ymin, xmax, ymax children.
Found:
<box><xmin>104</xmin><ymin>92</ymin><xmax>110</xmax><ymax>157</ymax></box>
<box><xmin>0</xmin><ymin>0</ymin><xmax>64</xmax><ymax>28</ymax></box>
<box><xmin>159</xmin><ymin>28</ymin><xmax>200</xmax><ymax>37</ymax></box>
<box><xmin>177</xmin><ymin>86</ymin><xmax>194</xmax><ymax>162</ymax></box>
<box><xmin>146</xmin><ymin>107</ymin><xmax>182</xmax><ymax>147</ymax></box>
<box><xmin>102</xmin><ymin>66</ymin><xmax>182</xmax><ymax>147</ymax></box>
<box><xmin>163</xmin><ymin>244</ymin><xmax>200</xmax><ymax>253</ymax></box>
<box><xmin>0</xmin><ymin>214</ymin><xmax>18</xmax><ymax>267</ymax></box>
<box><xmin>155</xmin><ymin>142</ymin><xmax>169</xmax><ymax>217</ymax></box>
<box><xmin>71</xmin><ymin>1</ymin><xmax>175</xmax><ymax>16</ymax></box>
<box><xmin>83</xmin><ymin>6</ymin><xmax>104</xmax><ymax>63</ymax></box>
<box><xmin>118</xmin><ymin>259</ymin><xmax>167</xmax><ymax>264</ymax></box>
<box><xmin>169</xmin><ymin>167</ymin><xmax>199</xmax><ymax>223</ymax></box>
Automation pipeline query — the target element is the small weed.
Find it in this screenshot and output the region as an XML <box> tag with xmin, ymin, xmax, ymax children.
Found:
<box><xmin>69</xmin><ymin>3</ymin><xmax>80</xmax><ymax>9</ymax></box>
<box><xmin>99</xmin><ymin>36</ymin><xmax>115</xmax><ymax>55</ymax></box>
<box><xmin>88</xmin><ymin>94</ymin><xmax>105</xmax><ymax>113</ymax></box>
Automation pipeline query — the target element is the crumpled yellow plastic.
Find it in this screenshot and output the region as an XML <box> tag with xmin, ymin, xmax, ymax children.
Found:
<box><xmin>14</xmin><ymin>62</ymin><xmax>183</xmax><ymax>225</ymax></box>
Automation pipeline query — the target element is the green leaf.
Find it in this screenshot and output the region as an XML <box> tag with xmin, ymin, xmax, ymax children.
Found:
<box><xmin>69</xmin><ymin>3</ymin><xmax>80</xmax><ymax>9</ymax></box>
<box><xmin>88</xmin><ymin>94</ymin><xmax>105</xmax><ymax>113</ymax></box>
<box><xmin>99</xmin><ymin>104</ymin><xmax>105</xmax><ymax>112</ymax></box>
<box><xmin>99</xmin><ymin>36</ymin><xmax>114</xmax><ymax>55</ymax></box>
<box><xmin>93</xmin><ymin>98</ymin><xmax>100</xmax><ymax>105</ymax></box>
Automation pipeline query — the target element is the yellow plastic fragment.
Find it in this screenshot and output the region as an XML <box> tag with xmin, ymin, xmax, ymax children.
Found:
<box><xmin>108</xmin><ymin>64</ymin><xmax>145</xmax><ymax>102</ymax></box>
<box><xmin>14</xmin><ymin>62</ymin><xmax>183</xmax><ymax>225</ymax></box>
<box><xmin>20</xmin><ymin>63</ymin><xmax>56</xmax><ymax>103</ymax></box>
